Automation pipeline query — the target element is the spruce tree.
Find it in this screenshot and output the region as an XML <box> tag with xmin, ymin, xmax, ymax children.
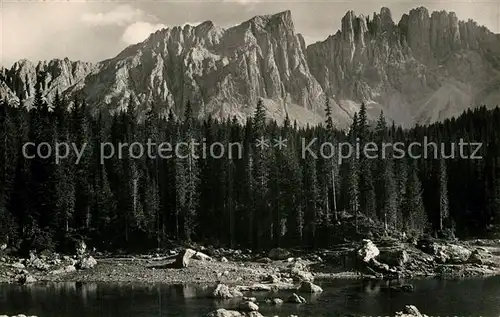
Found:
<box><xmin>403</xmin><ymin>160</ymin><xmax>427</xmax><ymax>236</ymax></box>
<box><xmin>438</xmin><ymin>158</ymin><xmax>450</xmax><ymax>232</ymax></box>
<box><xmin>374</xmin><ymin>111</ymin><xmax>397</xmax><ymax>232</ymax></box>
<box><xmin>324</xmin><ymin>97</ymin><xmax>338</xmax><ymax>223</ymax></box>
<box><xmin>252</xmin><ymin>98</ymin><xmax>270</xmax><ymax>249</ymax></box>
<box><xmin>357</xmin><ymin>103</ymin><xmax>376</xmax><ymax>218</ymax></box>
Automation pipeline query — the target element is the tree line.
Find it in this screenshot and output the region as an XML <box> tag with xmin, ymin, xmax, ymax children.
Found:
<box><xmin>1</xmin><ymin>84</ymin><xmax>500</xmax><ymax>253</ymax></box>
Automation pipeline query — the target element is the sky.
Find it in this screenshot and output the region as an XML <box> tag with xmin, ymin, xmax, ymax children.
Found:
<box><xmin>1</xmin><ymin>0</ymin><xmax>499</xmax><ymax>67</ymax></box>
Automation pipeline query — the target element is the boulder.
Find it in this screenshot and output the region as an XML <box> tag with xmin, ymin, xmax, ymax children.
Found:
<box><xmin>18</xmin><ymin>274</ymin><xmax>36</xmax><ymax>284</ymax></box>
<box><xmin>242</xmin><ymin>297</ymin><xmax>257</xmax><ymax>302</ymax></box>
<box><xmin>357</xmin><ymin>239</ymin><xmax>380</xmax><ymax>263</ymax></box>
<box><xmin>235</xmin><ymin>284</ymin><xmax>272</xmax><ymax>292</ymax></box>
<box><xmin>192</xmin><ymin>251</ymin><xmax>213</xmax><ymax>261</ymax></box>
<box><xmin>289</xmin><ymin>261</ymin><xmax>314</xmax><ymax>282</ymax></box>
<box><xmin>297</xmin><ymin>281</ymin><xmax>323</xmax><ymax>293</ymax></box>
<box><xmin>174</xmin><ymin>249</ymin><xmax>197</xmax><ymax>268</ymax></box>
<box><xmin>255</xmin><ymin>257</ymin><xmax>272</xmax><ymax>263</ymax></box>
<box><xmin>416</xmin><ymin>239</ymin><xmax>440</xmax><ymax>255</ymax></box>
<box><xmin>395</xmin><ymin>305</ymin><xmax>423</xmax><ymax>317</ymax></box>
<box><xmin>287</xmin><ymin>293</ymin><xmax>306</xmax><ymax>304</ymax></box>
<box><xmin>263</xmin><ymin>274</ymin><xmax>280</xmax><ymax>283</ymax></box>
<box><xmin>434</xmin><ymin>244</ymin><xmax>471</xmax><ymax>264</ymax></box>
<box><xmin>271</xmin><ymin>297</ymin><xmax>283</xmax><ymax>306</ymax></box>
<box><xmin>211</xmin><ymin>283</ymin><xmax>243</xmax><ymax>299</ymax></box>
<box><xmin>50</xmin><ymin>265</ymin><xmax>77</xmax><ymax>275</ymax></box>
<box><xmin>378</xmin><ymin>249</ymin><xmax>410</xmax><ymax>267</ymax></box>
<box><xmin>220</xmin><ymin>257</ymin><xmax>229</xmax><ymax>263</ymax></box>
<box><xmin>30</xmin><ymin>257</ymin><xmax>50</xmax><ymax>271</ymax></box>
<box><xmin>268</xmin><ymin>248</ymin><xmax>291</xmax><ymax>260</ymax></box>
<box><xmin>268</xmin><ymin>298</ymin><xmax>283</xmax><ymax>305</ymax></box>
<box><xmin>10</xmin><ymin>262</ymin><xmax>25</xmax><ymax>270</ymax></box>
<box><xmin>468</xmin><ymin>249</ymin><xmax>491</xmax><ymax>265</ymax></box>
<box><xmin>238</xmin><ymin>301</ymin><xmax>259</xmax><ymax>311</ymax></box>
<box><xmin>77</xmin><ymin>255</ymin><xmax>97</xmax><ymax>269</ymax></box>
<box><xmin>203</xmin><ymin>309</ymin><xmax>263</xmax><ymax>317</ymax></box>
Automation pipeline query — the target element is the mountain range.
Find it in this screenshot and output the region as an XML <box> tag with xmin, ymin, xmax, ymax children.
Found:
<box><xmin>1</xmin><ymin>7</ymin><xmax>500</xmax><ymax>129</ymax></box>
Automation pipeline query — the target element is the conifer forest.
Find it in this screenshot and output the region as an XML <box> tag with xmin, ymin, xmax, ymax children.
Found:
<box><xmin>1</xmin><ymin>86</ymin><xmax>500</xmax><ymax>254</ymax></box>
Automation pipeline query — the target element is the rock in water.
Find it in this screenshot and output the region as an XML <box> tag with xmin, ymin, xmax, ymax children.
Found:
<box><xmin>175</xmin><ymin>249</ymin><xmax>197</xmax><ymax>268</ymax></box>
<box><xmin>287</xmin><ymin>293</ymin><xmax>306</xmax><ymax>304</ymax></box>
<box><xmin>268</xmin><ymin>248</ymin><xmax>291</xmax><ymax>260</ymax></box>
<box><xmin>243</xmin><ymin>297</ymin><xmax>257</xmax><ymax>303</ymax></box>
<box><xmin>239</xmin><ymin>301</ymin><xmax>259</xmax><ymax>312</ymax></box>
<box><xmin>297</xmin><ymin>281</ymin><xmax>323</xmax><ymax>293</ymax></box>
<box><xmin>203</xmin><ymin>309</ymin><xmax>264</xmax><ymax>317</ymax></box>
<box><xmin>357</xmin><ymin>239</ymin><xmax>380</xmax><ymax>263</ymax></box>
<box><xmin>269</xmin><ymin>298</ymin><xmax>284</xmax><ymax>305</ymax></box>
<box><xmin>395</xmin><ymin>305</ymin><xmax>423</xmax><ymax>317</ymax></box>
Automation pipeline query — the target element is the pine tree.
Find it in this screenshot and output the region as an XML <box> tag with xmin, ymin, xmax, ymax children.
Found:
<box><xmin>143</xmin><ymin>104</ymin><xmax>161</xmax><ymax>247</ymax></box>
<box><xmin>324</xmin><ymin>97</ymin><xmax>338</xmax><ymax>223</ymax></box>
<box><xmin>301</xmin><ymin>129</ymin><xmax>319</xmax><ymax>247</ymax></box>
<box><xmin>198</xmin><ymin>115</ymin><xmax>217</xmax><ymax>241</ymax></box>
<box><xmin>357</xmin><ymin>103</ymin><xmax>376</xmax><ymax>218</ymax></box>
<box><xmin>374</xmin><ymin>111</ymin><xmax>397</xmax><ymax>232</ymax></box>
<box><xmin>71</xmin><ymin>97</ymin><xmax>93</xmax><ymax>236</ymax></box>
<box><xmin>0</xmin><ymin>99</ymin><xmax>16</xmax><ymax>243</ymax></box>
<box><xmin>403</xmin><ymin>160</ymin><xmax>427</xmax><ymax>236</ymax></box>
<box><xmin>92</xmin><ymin>112</ymin><xmax>115</xmax><ymax>246</ymax></box>
<box><xmin>252</xmin><ymin>98</ymin><xmax>270</xmax><ymax>249</ymax></box>
<box><xmin>343</xmin><ymin>113</ymin><xmax>360</xmax><ymax>230</ymax></box>
<box><xmin>279</xmin><ymin>115</ymin><xmax>303</xmax><ymax>247</ymax></box>
<box><xmin>438</xmin><ymin>158</ymin><xmax>450</xmax><ymax>232</ymax></box>
<box><xmin>26</xmin><ymin>81</ymin><xmax>58</xmax><ymax>250</ymax></box>
<box><xmin>179</xmin><ymin>101</ymin><xmax>199</xmax><ymax>241</ymax></box>
<box><xmin>52</xmin><ymin>92</ymin><xmax>75</xmax><ymax>235</ymax></box>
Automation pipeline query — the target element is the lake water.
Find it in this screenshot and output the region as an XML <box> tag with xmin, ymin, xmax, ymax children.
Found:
<box><xmin>1</xmin><ymin>277</ymin><xmax>499</xmax><ymax>317</ymax></box>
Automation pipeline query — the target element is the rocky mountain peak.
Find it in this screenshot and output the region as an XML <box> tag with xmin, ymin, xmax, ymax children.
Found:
<box><xmin>306</xmin><ymin>6</ymin><xmax>500</xmax><ymax>126</ymax></box>
<box><xmin>248</xmin><ymin>10</ymin><xmax>293</xmax><ymax>29</ymax></box>
<box><xmin>0</xmin><ymin>58</ymin><xmax>95</xmax><ymax>105</ymax></box>
<box><xmin>1</xmin><ymin>7</ymin><xmax>499</xmax><ymax>128</ymax></box>
<box><xmin>56</xmin><ymin>9</ymin><xmax>329</xmax><ymax>126</ymax></box>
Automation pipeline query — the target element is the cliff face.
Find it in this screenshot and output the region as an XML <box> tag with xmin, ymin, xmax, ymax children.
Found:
<box><xmin>1</xmin><ymin>8</ymin><xmax>499</xmax><ymax>128</ymax></box>
<box><xmin>63</xmin><ymin>10</ymin><xmax>343</xmax><ymax>126</ymax></box>
<box><xmin>0</xmin><ymin>58</ymin><xmax>96</xmax><ymax>108</ymax></box>
<box><xmin>306</xmin><ymin>7</ymin><xmax>500</xmax><ymax>126</ymax></box>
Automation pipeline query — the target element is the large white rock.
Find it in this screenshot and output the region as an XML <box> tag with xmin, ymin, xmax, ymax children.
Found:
<box><xmin>357</xmin><ymin>239</ymin><xmax>380</xmax><ymax>263</ymax></box>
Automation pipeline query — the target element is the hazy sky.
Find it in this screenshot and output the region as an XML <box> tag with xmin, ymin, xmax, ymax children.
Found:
<box><xmin>1</xmin><ymin>0</ymin><xmax>499</xmax><ymax>67</ymax></box>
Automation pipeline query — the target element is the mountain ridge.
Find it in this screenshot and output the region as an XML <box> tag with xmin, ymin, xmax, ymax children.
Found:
<box><xmin>1</xmin><ymin>7</ymin><xmax>499</xmax><ymax>128</ymax></box>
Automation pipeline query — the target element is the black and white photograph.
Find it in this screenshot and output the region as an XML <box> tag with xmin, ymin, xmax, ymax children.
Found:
<box><xmin>1</xmin><ymin>0</ymin><xmax>500</xmax><ymax>316</ymax></box>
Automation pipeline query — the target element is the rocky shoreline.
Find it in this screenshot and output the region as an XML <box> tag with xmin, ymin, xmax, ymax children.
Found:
<box><xmin>1</xmin><ymin>238</ymin><xmax>500</xmax><ymax>286</ymax></box>
<box><xmin>1</xmin><ymin>239</ymin><xmax>498</xmax><ymax>317</ymax></box>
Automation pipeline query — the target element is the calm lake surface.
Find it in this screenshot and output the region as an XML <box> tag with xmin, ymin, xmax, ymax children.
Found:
<box><xmin>1</xmin><ymin>277</ymin><xmax>499</xmax><ymax>317</ymax></box>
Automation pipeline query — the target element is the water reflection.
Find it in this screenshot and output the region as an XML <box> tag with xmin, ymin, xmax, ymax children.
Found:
<box><xmin>1</xmin><ymin>278</ymin><xmax>500</xmax><ymax>316</ymax></box>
